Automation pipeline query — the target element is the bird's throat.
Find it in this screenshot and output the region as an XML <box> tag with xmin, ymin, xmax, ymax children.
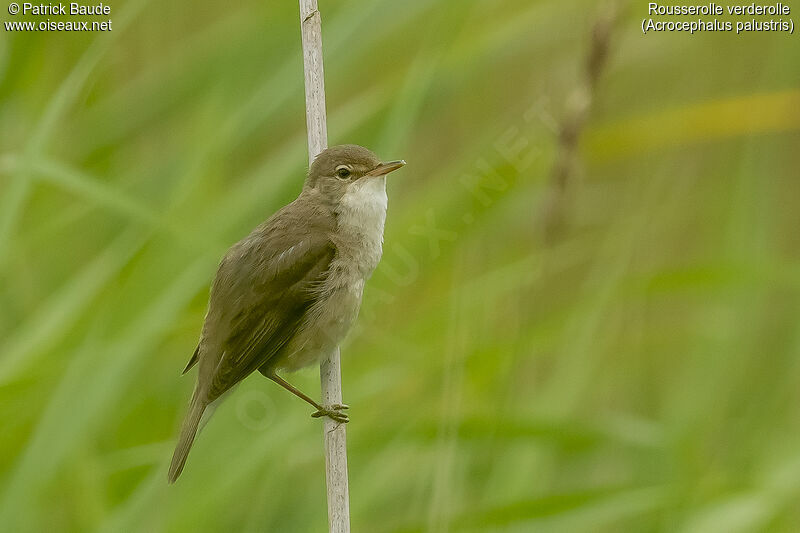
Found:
<box><xmin>333</xmin><ymin>176</ymin><xmax>387</xmax><ymax>276</ymax></box>
<box><xmin>336</xmin><ymin>176</ymin><xmax>388</xmax><ymax>234</ymax></box>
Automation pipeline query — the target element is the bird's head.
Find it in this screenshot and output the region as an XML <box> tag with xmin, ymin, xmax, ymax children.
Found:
<box><xmin>304</xmin><ymin>144</ymin><xmax>405</xmax><ymax>203</ymax></box>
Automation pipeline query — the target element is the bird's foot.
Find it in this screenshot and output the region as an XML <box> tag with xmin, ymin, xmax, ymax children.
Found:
<box><xmin>311</xmin><ymin>404</ymin><xmax>349</xmax><ymax>424</ymax></box>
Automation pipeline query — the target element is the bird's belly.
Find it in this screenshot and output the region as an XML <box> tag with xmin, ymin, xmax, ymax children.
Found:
<box><xmin>276</xmin><ymin>281</ymin><xmax>364</xmax><ymax>372</ymax></box>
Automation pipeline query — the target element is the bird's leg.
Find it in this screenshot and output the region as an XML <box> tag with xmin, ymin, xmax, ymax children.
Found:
<box><xmin>266</xmin><ymin>371</ymin><xmax>349</xmax><ymax>423</ymax></box>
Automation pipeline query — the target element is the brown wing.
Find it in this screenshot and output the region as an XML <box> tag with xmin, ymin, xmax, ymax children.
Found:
<box><xmin>182</xmin><ymin>345</ymin><xmax>199</xmax><ymax>374</ymax></box>
<box><xmin>198</xmin><ymin>223</ymin><xmax>335</xmax><ymax>402</ymax></box>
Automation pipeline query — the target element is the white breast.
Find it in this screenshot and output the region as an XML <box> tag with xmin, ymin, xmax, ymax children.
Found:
<box><xmin>276</xmin><ymin>176</ymin><xmax>388</xmax><ymax>371</ymax></box>
<box><xmin>334</xmin><ymin>176</ymin><xmax>388</xmax><ymax>277</ymax></box>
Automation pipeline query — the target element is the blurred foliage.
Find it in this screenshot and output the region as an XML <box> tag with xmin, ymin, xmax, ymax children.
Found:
<box><xmin>2</xmin><ymin>0</ymin><xmax>800</xmax><ymax>531</ymax></box>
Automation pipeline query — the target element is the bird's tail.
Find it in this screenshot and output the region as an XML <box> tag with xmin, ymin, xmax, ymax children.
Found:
<box><xmin>168</xmin><ymin>390</ymin><xmax>206</xmax><ymax>483</ymax></box>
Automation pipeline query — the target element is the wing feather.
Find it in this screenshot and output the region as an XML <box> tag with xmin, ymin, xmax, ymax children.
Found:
<box><xmin>199</xmin><ymin>227</ymin><xmax>335</xmax><ymax>401</ymax></box>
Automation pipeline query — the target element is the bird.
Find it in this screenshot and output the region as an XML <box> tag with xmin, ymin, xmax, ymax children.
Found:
<box><xmin>168</xmin><ymin>144</ymin><xmax>405</xmax><ymax>483</ymax></box>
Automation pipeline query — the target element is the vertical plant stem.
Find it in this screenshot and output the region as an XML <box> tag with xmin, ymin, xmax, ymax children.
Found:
<box><xmin>299</xmin><ymin>0</ymin><xmax>328</xmax><ymax>157</ymax></box>
<box><xmin>320</xmin><ymin>347</ymin><xmax>350</xmax><ymax>532</ymax></box>
<box><xmin>297</xmin><ymin>1</ymin><xmax>351</xmax><ymax>532</ymax></box>
<box><xmin>539</xmin><ymin>3</ymin><xmax>619</xmax><ymax>242</ymax></box>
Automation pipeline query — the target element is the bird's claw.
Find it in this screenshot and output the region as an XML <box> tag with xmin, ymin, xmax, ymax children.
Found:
<box><xmin>311</xmin><ymin>404</ymin><xmax>350</xmax><ymax>423</ymax></box>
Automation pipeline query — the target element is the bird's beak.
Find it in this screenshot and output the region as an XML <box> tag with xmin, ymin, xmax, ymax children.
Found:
<box><xmin>365</xmin><ymin>160</ymin><xmax>406</xmax><ymax>177</ymax></box>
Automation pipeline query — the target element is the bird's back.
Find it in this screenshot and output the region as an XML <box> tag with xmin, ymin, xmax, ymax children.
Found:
<box><xmin>195</xmin><ymin>193</ymin><xmax>336</xmax><ymax>401</ymax></box>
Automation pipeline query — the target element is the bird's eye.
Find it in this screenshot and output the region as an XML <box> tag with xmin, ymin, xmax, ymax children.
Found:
<box><xmin>335</xmin><ymin>167</ymin><xmax>351</xmax><ymax>179</ymax></box>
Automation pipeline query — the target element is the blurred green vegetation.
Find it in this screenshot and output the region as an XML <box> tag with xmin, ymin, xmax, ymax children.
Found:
<box><xmin>2</xmin><ymin>0</ymin><xmax>800</xmax><ymax>531</ymax></box>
